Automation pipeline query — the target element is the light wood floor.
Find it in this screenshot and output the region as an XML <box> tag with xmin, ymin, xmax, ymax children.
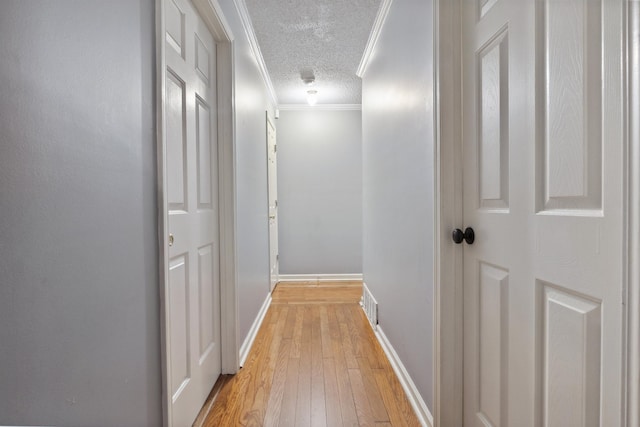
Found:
<box><xmin>194</xmin><ymin>281</ymin><xmax>421</xmax><ymax>427</ymax></box>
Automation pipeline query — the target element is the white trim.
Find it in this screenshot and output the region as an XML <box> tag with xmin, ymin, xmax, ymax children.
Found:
<box><xmin>433</xmin><ymin>0</ymin><xmax>463</xmax><ymax>426</ymax></box>
<box><xmin>154</xmin><ymin>3</ymin><xmax>169</xmax><ymax>425</ymax></box>
<box><xmin>277</xmin><ymin>273</ymin><xmax>363</xmax><ymax>283</ymax></box>
<box><xmin>375</xmin><ymin>326</ymin><xmax>434</xmax><ymax>427</ymax></box>
<box><xmin>356</xmin><ymin>0</ymin><xmax>393</xmax><ymax>78</ymax></box>
<box><xmin>239</xmin><ymin>293</ymin><xmax>272</xmax><ymax>367</ymax></box>
<box><xmin>192</xmin><ymin>0</ymin><xmax>234</xmax><ymax>42</ymax></box>
<box><xmin>216</xmin><ymin>40</ymin><xmax>240</xmax><ymax>375</ymax></box>
<box><xmin>277</xmin><ymin>104</ymin><xmax>362</xmax><ymax>111</ymax></box>
<box><xmin>266</xmin><ymin>112</ymin><xmax>279</xmax><ymax>292</ymax></box>
<box><xmin>156</xmin><ymin>1</ymin><xmax>238</xmax><ymax>425</ymax></box>
<box><xmin>198</xmin><ymin>5</ymin><xmax>239</xmax><ymax>377</ymax></box>
<box><xmin>232</xmin><ymin>0</ymin><xmax>278</xmax><ymax>106</ymax></box>
<box><xmin>626</xmin><ymin>2</ymin><xmax>639</xmax><ymax>425</ymax></box>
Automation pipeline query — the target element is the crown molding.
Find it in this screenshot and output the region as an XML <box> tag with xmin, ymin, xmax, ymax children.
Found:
<box><xmin>232</xmin><ymin>0</ymin><xmax>278</xmax><ymax>106</ymax></box>
<box><xmin>277</xmin><ymin>104</ymin><xmax>362</xmax><ymax>111</ymax></box>
<box><xmin>356</xmin><ymin>0</ymin><xmax>393</xmax><ymax>78</ymax></box>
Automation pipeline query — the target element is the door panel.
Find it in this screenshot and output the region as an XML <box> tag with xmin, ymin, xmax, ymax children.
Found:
<box><xmin>166</xmin><ymin>0</ymin><xmax>185</xmax><ymax>57</ymax></box>
<box><xmin>196</xmin><ymin>98</ymin><xmax>213</xmax><ymax>209</ymax></box>
<box><xmin>462</xmin><ymin>0</ymin><xmax>624</xmax><ymax>426</ymax></box>
<box><xmin>541</xmin><ymin>283</ymin><xmax>601</xmax><ymax>427</ymax></box>
<box><xmin>164</xmin><ymin>0</ymin><xmax>220</xmax><ymax>424</ymax></box>
<box><xmin>538</xmin><ymin>0</ymin><xmax>602</xmax><ymax>211</ymax></box>
<box><xmin>198</xmin><ymin>244</ymin><xmax>215</xmax><ymax>358</ymax></box>
<box><xmin>169</xmin><ymin>255</ymin><xmax>189</xmax><ymax>398</ymax></box>
<box><xmin>167</xmin><ymin>71</ymin><xmax>187</xmax><ymax>211</ymax></box>
<box><xmin>478</xmin><ymin>30</ymin><xmax>509</xmax><ymax>211</ymax></box>
<box><xmin>195</xmin><ymin>35</ymin><xmax>211</xmax><ymax>84</ymax></box>
<box><xmin>477</xmin><ymin>262</ymin><xmax>508</xmax><ymax>427</ymax></box>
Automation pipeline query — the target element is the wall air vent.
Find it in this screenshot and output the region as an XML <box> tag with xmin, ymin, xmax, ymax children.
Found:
<box><xmin>360</xmin><ymin>282</ymin><xmax>378</xmax><ymax>330</ymax></box>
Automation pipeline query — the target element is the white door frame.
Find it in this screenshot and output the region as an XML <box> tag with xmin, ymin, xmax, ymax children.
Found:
<box><xmin>155</xmin><ymin>1</ymin><xmax>238</xmax><ymax>425</ymax></box>
<box><xmin>433</xmin><ymin>0</ymin><xmax>463</xmax><ymax>425</ymax></box>
<box><xmin>432</xmin><ymin>1</ymin><xmax>639</xmax><ymax>426</ymax></box>
<box><xmin>266</xmin><ymin>112</ymin><xmax>279</xmax><ymax>291</ymax></box>
<box><xmin>625</xmin><ymin>2</ymin><xmax>639</xmax><ymax>425</ymax></box>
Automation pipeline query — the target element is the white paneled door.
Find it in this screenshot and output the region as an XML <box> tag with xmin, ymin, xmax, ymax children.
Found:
<box><xmin>461</xmin><ymin>0</ymin><xmax>625</xmax><ymax>426</ymax></box>
<box><xmin>164</xmin><ymin>0</ymin><xmax>221</xmax><ymax>425</ymax></box>
<box><xmin>267</xmin><ymin>115</ymin><xmax>279</xmax><ymax>291</ymax></box>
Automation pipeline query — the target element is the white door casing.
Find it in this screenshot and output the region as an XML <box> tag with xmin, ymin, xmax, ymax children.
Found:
<box><xmin>627</xmin><ymin>2</ymin><xmax>640</xmax><ymax>425</ymax></box>
<box><xmin>161</xmin><ymin>0</ymin><xmax>225</xmax><ymax>425</ymax></box>
<box><xmin>267</xmin><ymin>114</ymin><xmax>279</xmax><ymax>291</ymax></box>
<box><xmin>461</xmin><ymin>0</ymin><xmax>626</xmax><ymax>426</ymax></box>
<box><xmin>433</xmin><ymin>1</ymin><xmax>464</xmax><ymax>425</ymax></box>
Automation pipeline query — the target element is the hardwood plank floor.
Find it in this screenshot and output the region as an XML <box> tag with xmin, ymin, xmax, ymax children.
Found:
<box><xmin>195</xmin><ymin>282</ymin><xmax>421</xmax><ymax>427</ymax></box>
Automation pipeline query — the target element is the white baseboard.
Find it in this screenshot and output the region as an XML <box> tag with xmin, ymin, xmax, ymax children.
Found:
<box><xmin>239</xmin><ymin>293</ymin><xmax>272</xmax><ymax>367</ymax></box>
<box><xmin>277</xmin><ymin>273</ymin><xmax>363</xmax><ymax>282</ymax></box>
<box><xmin>375</xmin><ymin>326</ymin><xmax>434</xmax><ymax>427</ymax></box>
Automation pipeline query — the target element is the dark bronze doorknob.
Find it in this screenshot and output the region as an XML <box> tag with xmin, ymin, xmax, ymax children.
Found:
<box><xmin>452</xmin><ymin>227</ymin><xmax>475</xmax><ymax>245</ymax></box>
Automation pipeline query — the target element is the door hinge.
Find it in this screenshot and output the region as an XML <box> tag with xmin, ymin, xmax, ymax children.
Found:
<box><xmin>275</xmin><ymin>200</ymin><xmax>278</xmax><ymax>207</ymax></box>
<box><xmin>274</xmin><ymin>144</ymin><xmax>277</xmax><ymax>153</ymax></box>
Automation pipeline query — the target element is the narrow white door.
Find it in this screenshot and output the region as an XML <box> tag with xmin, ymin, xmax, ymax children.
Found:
<box><xmin>462</xmin><ymin>0</ymin><xmax>625</xmax><ymax>426</ymax></box>
<box><xmin>267</xmin><ymin>115</ymin><xmax>279</xmax><ymax>291</ymax></box>
<box><xmin>164</xmin><ymin>0</ymin><xmax>221</xmax><ymax>425</ymax></box>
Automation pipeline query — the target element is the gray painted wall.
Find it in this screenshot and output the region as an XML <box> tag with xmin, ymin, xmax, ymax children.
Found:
<box><xmin>0</xmin><ymin>1</ymin><xmax>161</xmax><ymax>426</ymax></box>
<box><xmin>218</xmin><ymin>0</ymin><xmax>275</xmax><ymax>344</ymax></box>
<box><xmin>361</xmin><ymin>0</ymin><xmax>435</xmax><ymax>410</ymax></box>
<box><xmin>277</xmin><ymin>110</ymin><xmax>363</xmax><ymax>274</ymax></box>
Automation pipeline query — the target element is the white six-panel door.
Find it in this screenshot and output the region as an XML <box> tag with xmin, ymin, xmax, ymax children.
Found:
<box><xmin>164</xmin><ymin>0</ymin><xmax>221</xmax><ymax>424</ymax></box>
<box><xmin>462</xmin><ymin>0</ymin><xmax>625</xmax><ymax>425</ymax></box>
<box><xmin>267</xmin><ymin>115</ymin><xmax>279</xmax><ymax>291</ymax></box>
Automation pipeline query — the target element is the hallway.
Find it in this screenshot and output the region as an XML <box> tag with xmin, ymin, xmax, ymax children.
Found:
<box><xmin>194</xmin><ymin>282</ymin><xmax>421</xmax><ymax>426</ymax></box>
<box><xmin>1</xmin><ymin>1</ymin><xmax>637</xmax><ymax>425</ymax></box>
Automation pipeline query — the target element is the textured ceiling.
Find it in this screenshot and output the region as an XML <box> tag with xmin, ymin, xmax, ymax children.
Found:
<box><xmin>244</xmin><ymin>0</ymin><xmax>381</xmax><ymax>105</ymax></box>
